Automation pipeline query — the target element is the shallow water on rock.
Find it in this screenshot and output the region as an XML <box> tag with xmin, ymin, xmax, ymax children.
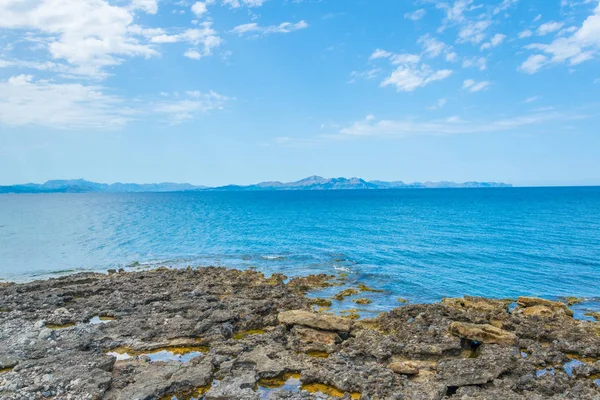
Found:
<box><xmin>89</xmin><ymin>316</ymin><xmax>115</xmax><ymax>324</ymax></box>
<box><xmin>256</xmin><ymin>373</ymin><xmax>302</xmax><ymax>398</ymax></box>
<box><xmin>45</xmin><ymin>322</ymin><xmax>76</xmax><ymax>330</ymax></box>
<box><xmin>107</xmin><ymin>346</ymin><xmax>208</xmax><ymax>363</ymax></box>
<box><xmin>254</xmin><ymin>372</ymin><xmax>361</xmax><ymax>399</ymax></box>
<box><xmin>536</xmin><ymin>367</ymin><xmax>555</xmax><ymax>377</ymax></box>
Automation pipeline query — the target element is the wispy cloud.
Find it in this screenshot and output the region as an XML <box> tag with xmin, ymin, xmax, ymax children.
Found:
<box><xmin>428</xmin><ymin>98</ymin><xmax>448</xmax><ymax>110</ymax></box>
<box><xmin>523</xmin><ymin>95</ymin><xmax>542</xmax><ymax>103</ymax></box>
<box><xmin>231</xmin><ymin>21</ymin><xmax>308</xmax><ymax>37</ymax></box>
<box><xmin>536</xmin><ymin>21</ymin><xmax>565</xmax><ymax>36</ymax></box>
<box><xmin>337</xmin><ymin>111</ymin><xmax>586</xmax><ymax>138</ymax></box>
<box><xmin>463</xmin><ymin>79</ymin><xmax>492</xmax><ymax>92</ymax></box>
<box><xmin>462</xmin><ymin>56</ymin><xmax>487</xmax><ymax>70</ymax></box>
<box><xmin>518</xmin><ymin>29</ymin><xmax>533</xmax><ymax>39</ymax></box>
<box><xmin>519</xmin><ymin>3</ymin><xmax>600</xmax><ymax>73</ymax></box>
<box><xmin>519</xmin><ymin>54</ymin><xmax>548</xmax><ymax>74</ymax></box>
<box><xmin>480</xmin><ymin>33</ymin><xmax>506</xmax><ymax>50</ymax></box>
<box><xmin>369</xmin><ymin>49</ymin><xmax>452</xmax><ymax>92</ymax></box>
<box><xmin>418</xmin><ymin>34</ymin><xmax>458</xmax><ymax>61</ymax></box>
<box><xmin>349</xmin><ymin>68</ymin><xmax>382</xmax><ymax>83</ymax></box>
<box><xmin>405</xmin><ymin>9</ymin><xmax>427</xmax><ymax>21</ymax></box>
<box><xmin>269</xmin><ymin>107</ymin><xmax>589</xmax><ymax>148</ymax></box>
<box><xmin>0</xmin><ymin>75</ymin><xmax>227</xmax><ymax>129</ymax></box>
<box><xmin>0</xmin><ymin>75</ymin><xmax>131</xmax><ymax>129</ymax></box>
<box><xmin>153</xmin><ymin>91</ymin><xmax>229</xmax><ymax>124</ymax></box>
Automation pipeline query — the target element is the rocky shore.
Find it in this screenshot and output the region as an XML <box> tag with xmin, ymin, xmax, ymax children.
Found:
<box><xmin>0</xmin><ymin>267</ymin><xmax>599</xmax><ymax>399</ymax></box>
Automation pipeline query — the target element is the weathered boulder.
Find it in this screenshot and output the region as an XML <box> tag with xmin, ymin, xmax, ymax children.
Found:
<box><xmin>204</xmin><ymin>372</ymin><xmax>258</xmax><ymax>400</ymax></box>
<box><xmin>442</xmin><ymin>297</ymin><xmax>509</xmax><ymax>314</ymax></box>
<box><xmin>234</xmin><ymin>345</ymin><xmax>287</xmax><ymax>378</ymax></box>
<box><xmin>105</xmin><ymin>359</ymin><xmax>213</xmax><ymax>400</ymax></box>
<box><xmin>522</xmin><ymin>305</ymin><xmax>563</xmax><ymax>318</ymax></box>
<box><xmin>448</xmin><ymin>322</ymin><xmax>517</xmax><ymax>345</ymax></box>
<box><xmin>292</xmin><ymin>325</ymin><xmax>341</xmax><ymax>346</ymax></box>
<box><xmin>388</xmin><ymin>361</ymin><xmax>420</xmax><ymax>375</ymax></box>
<box><xmin>516</xmin><ymin>297</ymin><xmax>574</xmax><ymax>317</ymax></box>
<box><xmin>438</xmin><ymin>345</ymin><xmax>515</xmax><ymax>386</ymax></box>
<box><xmin>278</xmin><ymin>310</ymin><xmax>353</xmax><ymax>332</ymax></box>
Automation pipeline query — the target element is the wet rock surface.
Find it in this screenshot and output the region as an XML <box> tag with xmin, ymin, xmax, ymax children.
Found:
<box><xmin>0</xmin><ymin>267</ymin><xmax>598</xmax><ymax>399</ymax></box>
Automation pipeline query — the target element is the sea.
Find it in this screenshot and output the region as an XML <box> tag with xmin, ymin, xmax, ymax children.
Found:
<box><xmin>1</xmin><ymin>187</ymin><xmax>599</xmax><ymax>319</ymax></box>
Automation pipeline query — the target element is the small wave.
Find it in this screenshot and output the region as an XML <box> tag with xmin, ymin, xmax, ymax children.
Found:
<box><xmin>261</xmin><ymin>255</ymin><xmax>286</xmax><ymax>261</ymax></box>
<box><xmin>333</xmin><ymin>266</ymin><xmax>351</xmax><ymax>272</ymax></box>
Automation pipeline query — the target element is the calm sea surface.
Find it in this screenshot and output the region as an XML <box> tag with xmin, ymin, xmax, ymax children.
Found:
<box><xmin>1</xmin><ymin>188</ymin><xmax>599</xmax><ymax>317</ymax></box>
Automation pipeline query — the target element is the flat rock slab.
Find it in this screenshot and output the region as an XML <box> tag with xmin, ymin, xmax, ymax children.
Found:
<box><xmin>278</xmin><ymin>310</ymin><xmax>353</xmax><ymax>332</ymax></box>
<box><xmin>448</xmin><ymin>321</ymin><xmax>517</xmax><ymax>345</ymax></box>
<box><xmin>438</xmin><ymin>345</ymin><xmax>515</xmax><ymax>386</ymax></box>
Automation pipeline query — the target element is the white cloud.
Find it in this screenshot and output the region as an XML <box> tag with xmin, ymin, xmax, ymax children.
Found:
<box><xmin>370</xmin><ymin>47</ymin><xmax>450</xmax><ymax>92</ymax></box>
<box><xmin>519</xmin><ymin>54</ymin><xmax>548</xmax><ymax>73</ymax></box>
<box><xmin>191</xmin><ymin>2</ymin><xmax>209</xmax><ymax>17</ymax></box>
<box><xmin>391</xmin><ymin>54</ymin><xmax>421</xmax><ymax>64</ymax></box>
<box><xmin>151</xmin><ymin>24</ymin><xmax>223</xmax><ymax>57</ymax></box>
<box><xmin>130</xmin><ymin>0</ymin><xmax>158</xmax><ymax>14</ymax></box>
<box><xmin>481</xmin><ymin>33</ymin><xmax>506</xmax><ymax>50</ymax></box>
<box><xmin>438</xmin><ymin>0</ymin><xmax>472</xmax><ymax>25</ymax></box>
<box><xmin>519</xmin><ymin>4</ymin><xmax>600</xmax><ymax>73</ymax></box>
<box><xmin>405</xmin><ymin>9</ymin><xmax>427</xmax><ymax>21</ymax></box>
<box><xmin>0</xmin><ymin>75</ymin><xmax>130</xmax><ymax>129</ymax></box>
<box><xmin>338</xmin><ymin>110</ymin><xmax>581</xmax><ymax>138</ymax></box>
<box><xmin>153</xmin><ymin>91</ymin><xmax>228</xmax><ymax>124</ymax></box>
<box><xmin>519</xmin><ymin>29</ymin><xmax>533</xmax><ymax>39</ymax></box>
<box><xmin>463</xmin><ymin>79</ymin><xmax>491</xmax><ymax>92</ymax></box>
<box><xmin>457</xmin><ymin>19</ymin><xmax>493</xmax><ymax>44</ymax></box>
<box><xmin>493</xmin><ymin>0</ymin><xmax>519</xmax><ymax>15</ymax></box>
<box><xmin>418</xmin><ymin>34</ymin><xmax>456</xmax><ymax>59</ymax></box>
<box><xmin>537</xmin><ymin>21</ymin><xmax>565</xmax><ymax>36</ymax></box>
<box><xmin>221</xmin><ymin>0</ymin><xmax>265</xmax><ymax>7</ymax></box>
<box><xmin>231</xmin><ymin>21</ymin><xmax>308</xmax><ymax>36</ymax></box>
<box><xmin>523</xmin><ymin>95</ymin><xmax>541</xmax><ymax>103</ymax></box>
<box><xmin>349</xmin><ymin>68</ymin><xmax>382</xmax><ymax>83</ymax></box>
<box><xmin>0</xmin><ymin>75</ymin><xmax>228</xmax><ymax>129</ymax></box>
<box><xmin>429</xmin><ymin>98</ymin><xmax>448</xmax><ymax>110</ymax></box>
<box><xmin>370</xmin><ymin>49</ymin><xmax>393</xmax><ymax>60</ymax></box>
<box><xmin>0</xmin><ymin>0</ymin><xmax>160</xmax><ymax>78</ymax></box>
<box><xmin>462</xmin><ymin>56</ymin><xmax>487</xmax><ymax>70</ymax></box>
<box><xmin>382</xmin><ymin>65</ymin><xmax>452</xmax><ymax>92</ymax></box>
<box><xmin>184</xmin><ymin>49</ymin><xmax>202</xmax><ymax>59</ymax></box>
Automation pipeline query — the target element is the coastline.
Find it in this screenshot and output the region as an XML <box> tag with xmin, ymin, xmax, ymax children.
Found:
<box><xmin>1</xmin><ymin>267</ymin><xmax>599</xmax><ymax>399</ymax></box>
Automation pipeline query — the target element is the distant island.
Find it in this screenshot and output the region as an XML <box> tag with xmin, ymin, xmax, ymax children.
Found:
<box><xmin>0</xmin><ymin>176</ymin><xmax>512</xmax><ymax>194</ymax></box>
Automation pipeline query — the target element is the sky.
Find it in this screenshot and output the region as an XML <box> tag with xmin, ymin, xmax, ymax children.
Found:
<box><xmin>0</xmin><ymin>0</ymin><xmax>599</xmax><ymax>187</ymax></box>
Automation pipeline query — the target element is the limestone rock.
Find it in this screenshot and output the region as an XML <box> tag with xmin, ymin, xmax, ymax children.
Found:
<box><xmin>438</xmin><ymin>344</ymin><xmax>515</xmax><ymax>386</ymax></box>
<box><xmin>448</xmin><ymin>322</ymin><xmax>517</xmax><ymax>345</ymax></box>
<box><xmin>442</xmin><ymin>296</ymin><xmax>509</xmax><ymax>313</ymax></box>
<box><xmin>278</xmin><ymin>310</ymin><xmax>353</xmax><ymax>332</ymax></box>
<box><xmin>235</xmin><ymin>345</ymin><xmax>286</xmax><ymax>378</ymax></box>
<box><xmin>516</xmin><ymin>296</ymin><xmax>574</xmax><ymax>317</ymax></box>
<box><xmin>388</xmin><ymin>361</ymin><xmax>420</xmax><ymax>375</ymax></box>
<box><xmin>292</xmin><ymin>325</ymin><xmax>341</xmax><ymax>346</ymax></box>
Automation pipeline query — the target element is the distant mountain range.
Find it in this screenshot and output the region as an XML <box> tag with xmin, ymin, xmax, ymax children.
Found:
<box><xmin>0</xmin><ymin>179</ymin><xmax>205</xmax><ymax>194</ymax></box>
<box><xmin>0</xmin><ymin>176</ymin><xmax>512</xmax><ymax>194</ymax></box>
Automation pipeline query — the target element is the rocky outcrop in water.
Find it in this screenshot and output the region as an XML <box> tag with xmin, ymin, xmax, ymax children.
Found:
<box><xmin>0</xmin><ymin>268</ymin><xmax>599</xmax><ymax>399</ymax></box>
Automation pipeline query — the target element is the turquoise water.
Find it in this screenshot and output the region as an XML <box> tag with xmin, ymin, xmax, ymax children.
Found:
<box><xmin>1</xmin><ymin>188</ymin><xmax>599</xmax><ymax>316</ymax></box>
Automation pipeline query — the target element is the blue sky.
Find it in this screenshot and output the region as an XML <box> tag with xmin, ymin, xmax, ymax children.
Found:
<box><xmin>0</xmin><ymin>0</ymin><xmax>599</xmax><ymax>186</ymax></box>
